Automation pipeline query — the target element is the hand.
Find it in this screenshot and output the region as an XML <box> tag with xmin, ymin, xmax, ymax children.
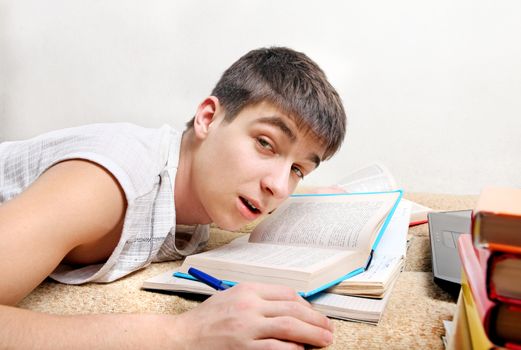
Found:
<box><xmin>174</xmin><ymin>282</ymin><xmax>334</xmax><ymax>349</ymax></box>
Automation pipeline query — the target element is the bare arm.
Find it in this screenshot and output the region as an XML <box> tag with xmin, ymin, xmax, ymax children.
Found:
<box><xmin>0</xmin><ymin>160</ymin><xmax>126</xmax><ymax>305</ymax></box>
<box><xmin>0</xmin><ymin>306</ymin><xmax>184</xmax><ymax>349</ymax></box>
<box><xmin>0</xmin><ymin>160</ymin><xmax>333</xmax><ymax>349</ymax></box>
<box><xmin>1</xmin><ymin>283</ymin><xmax>332</xmax><ymax>349</ymax></box>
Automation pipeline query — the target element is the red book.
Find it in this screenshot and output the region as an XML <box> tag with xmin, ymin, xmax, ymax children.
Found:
<box><xmin>458</xmin><ymin>234</ymin><xmax>521</xmax><ymax>347</ymax></box>
<box><xmin>487</xmin><ymin>252</ymin><xmax>521</xmax><ymax>306</ymax></box>
<box><xmin>458</xmin><ymin>234</ymin><xmax>495</xmax><ymax>323</ymax></box>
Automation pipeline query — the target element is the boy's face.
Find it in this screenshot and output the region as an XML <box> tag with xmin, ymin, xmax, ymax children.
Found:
<box><xmin>192</xmin><ymin>100</ymin><xmax>325</xmax><ymax>231</ymax></box>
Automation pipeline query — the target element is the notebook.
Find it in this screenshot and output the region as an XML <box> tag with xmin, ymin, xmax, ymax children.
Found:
<box><xmin>428</xmin><ymin>210</ymin><xmax>472</xmax><ymax>292</ymax></box>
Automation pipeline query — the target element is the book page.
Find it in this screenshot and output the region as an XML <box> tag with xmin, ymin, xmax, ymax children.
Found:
<box><xmin>331</xmin><ymin>200</ymin><xmax>410</xmax><ymax>288</ymax></box>
<box><xmin>336</xmin><ymin>162</ymin><xmax>432</xmax><ymax>226</ymax></box>
<box><xmin>142</xmin><ymin>270</ymin><xmax>216</xmax><ymax>295</ymax></box>
<box><xmin>249</xmin><ymin>192</ymin><xmax>398</xmax><ymax>251</ymax></box>
<box><xmin>372</xmin><ymin>200</ymin><xmax>410</xmax><ymax>256</ymax></box>
<box><xmin>310</xmin><ymin>287</ymin><xmax>393</xmax><ymax>323</ymax></box>
<box><xmin>402</xmin><ymin>199</ymin><xmax>432</xmax><ymax>224</ymax></box>
<box><xmin>340</xmin><ymin>254</ymin><xmax>402</xmax><ymax>284</ymax></box>
<box><xmin>187</xmin><ymin>241</ymin><xmax>354</xmax><ymax>271</ymax></box>
<box><xmin>337</xmin><ymin>162</ymin><xmax>398</xmax><ymax>193</ymax></box>
<box><xmin>311</xmin><ymin>291</ymin><xmax>387</xmax><ymax>313</ymax></box>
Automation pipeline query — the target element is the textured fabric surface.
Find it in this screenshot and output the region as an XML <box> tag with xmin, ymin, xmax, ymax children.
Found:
<box><xmin>18</xmin><ymin>192</ymin><xmax>478</xmax><ymax>349</ymax></box>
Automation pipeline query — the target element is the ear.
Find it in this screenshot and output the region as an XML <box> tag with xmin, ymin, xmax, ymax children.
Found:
<box><xmin>193</xmin><ymin>96</ymin><xmax>221</xmax><ymax>140</ymax></box>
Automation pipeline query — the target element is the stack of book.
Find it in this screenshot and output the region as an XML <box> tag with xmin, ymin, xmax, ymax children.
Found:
<box><xmin>143</xmin><ymin>190</ymin><xmax>411</xmax><ymax>325</ymax></box>
<box><xmin>448</xmin><ymin>187</ymin><xmax>521</xmax><ymax>350</ymax></box>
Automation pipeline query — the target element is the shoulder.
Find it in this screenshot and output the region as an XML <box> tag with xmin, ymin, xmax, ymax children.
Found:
<box><xmin>48</xmin><ymin>123</ymin><xmax>178</xmax><ymax>198</ymax></box>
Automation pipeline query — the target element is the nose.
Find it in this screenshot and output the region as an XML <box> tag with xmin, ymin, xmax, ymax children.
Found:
<box><xmin>261</xmin><ymin>162</ymin><xmax>292</xmax><ymax>200</ymax></box>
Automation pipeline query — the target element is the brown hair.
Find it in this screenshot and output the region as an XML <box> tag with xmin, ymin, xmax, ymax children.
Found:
<box><xmin>186</xmin><ymin>47</ymin><xmax>346</xmax><ymax>160</ymax></box>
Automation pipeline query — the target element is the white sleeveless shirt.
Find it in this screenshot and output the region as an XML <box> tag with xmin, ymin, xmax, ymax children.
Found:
<box><xmin>0</xmin><ymin>123</ymin><xmax>209</xmax><ymax>284</ymax></box>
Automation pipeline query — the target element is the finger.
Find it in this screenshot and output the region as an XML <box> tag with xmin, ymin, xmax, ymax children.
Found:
<box><xmin>262</xmin><ymin>300</ymin><xmax>333</xmax><ymax>331</ymax></box>
<box><xmin>251</xmin><ymin>339</ymin><xmax>304</xmax><ymax>350</ymax></box>
<box><xmin>259</xmin><ymin>315</ymin><xmax>334</xmax><ymax>348</ymax></box>
<box><xmin>231</xmin><ymin>283</ymin><xmax>311</xmax><ymax>307</ymax></box>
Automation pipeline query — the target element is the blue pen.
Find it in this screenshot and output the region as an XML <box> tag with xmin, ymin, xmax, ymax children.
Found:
<box><xmin>188</xmin><ymin>267</ymin><xmax>231</xmax><ymax>291</ymax></box>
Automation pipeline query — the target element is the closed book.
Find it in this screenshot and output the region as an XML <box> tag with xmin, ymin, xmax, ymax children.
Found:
<box><xmin>459</xmin><ymin>234</ymin><xmax>521</xmax><ymax>348</ymax></box>
<box><xmin>489</xmin><ymin>243</ymin><xmax>521</xmax><ymax>255</ymax></box>
<box><xmin>472</xmin><ymin>187</ymin><xmax>521</xmax><ymax>248</ymax></box>
<box><xmin>487</xmin><ymin>252</ymin><xmax>521</xmax><ymax>305</ymax></box>
<box><xmin>447</xmin><ymin>290</ymin><xmax>474</xmax><ymax>350</ymax></box>
<box><xmin>460</xmin><ymin>271</ymin><xmax>495</xmax><ymax>350</ymax></box>
<box><xmin>458</xmin><ymin>234</ymin><xmax>495</xmax><ymax>325</ymax></box>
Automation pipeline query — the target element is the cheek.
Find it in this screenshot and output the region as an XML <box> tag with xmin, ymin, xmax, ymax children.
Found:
<box><xmin>217</xmin><ymin>139</ymin><xmax>259</xmax><ymax>175</ymax></box>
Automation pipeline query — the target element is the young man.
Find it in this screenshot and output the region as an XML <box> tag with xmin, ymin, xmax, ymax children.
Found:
<box><xmin>0</xmin><ymin>47</ymin><xmax>346</xmax><ymax>349</ymax></box>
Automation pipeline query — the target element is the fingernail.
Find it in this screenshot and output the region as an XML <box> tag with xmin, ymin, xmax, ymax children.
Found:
<box><xmin>324</xmin><ymin>330</ymin><xmax>333</xmax><ymax>344</ymax></box>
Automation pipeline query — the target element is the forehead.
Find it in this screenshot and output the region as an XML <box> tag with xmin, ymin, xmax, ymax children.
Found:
<box><xmin>236</xmin><ymin>102</ymin><xmax>326</xmax><ymax>162</ymax></box>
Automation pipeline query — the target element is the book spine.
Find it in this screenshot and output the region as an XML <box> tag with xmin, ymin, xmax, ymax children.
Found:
<box><xmin>458</xmin><ymin>234</ymin><xmax>496</xmax><ymax>325</ymax></box>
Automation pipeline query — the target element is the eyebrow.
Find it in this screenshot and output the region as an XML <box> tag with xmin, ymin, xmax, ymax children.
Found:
<box><xmin>309</xmin><ymin>154</ymin><xmax>321</xmax><ymax>169</ymax></box>
<box><xmin>256</xmin><ymin>116</ymin><xmax>321</xmax><ymax>169</ymax></box>
<box><xmin>257</xmin><ymin>116</ymin><xmax>296</xmax><ymax>141</ymax></box>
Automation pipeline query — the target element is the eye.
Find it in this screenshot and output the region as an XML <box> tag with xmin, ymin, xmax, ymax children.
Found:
<box><xmin>291</xmin><ymin>165</ymin><xmax>304</xmax><ymax>179</ymax></box>
<box><xmin>256</xmin><ymin>137</ymin><xmax>274</xmax><ymax>152</ymax></box>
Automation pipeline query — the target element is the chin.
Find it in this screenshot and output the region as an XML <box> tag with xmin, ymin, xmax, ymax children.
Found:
<box><xmin>215</xmin><ymin>222</ymin><xmax>245</xmax><ymax>232</ymax></box>
<box><xmin>214</xmin><ymin>217</ymin><xmax>253</xmax><ymax>232</ymax></box>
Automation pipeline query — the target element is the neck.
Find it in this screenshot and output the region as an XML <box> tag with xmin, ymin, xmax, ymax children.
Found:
<box><xmin>174</xmin><ymin>130</ymin><xmax>212</xmax><ymax>225</ymax></box>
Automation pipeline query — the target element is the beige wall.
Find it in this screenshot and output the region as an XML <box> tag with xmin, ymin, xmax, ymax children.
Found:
<box><xmin>1</xmin><ymin>0</ymin><xmax>520</xmax><ymax>194</ymax></box>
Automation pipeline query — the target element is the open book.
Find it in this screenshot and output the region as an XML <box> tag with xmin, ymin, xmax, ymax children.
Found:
<box><xmin>337</xmin><ymin>162</ymin><xmax>433</xmax><ymax>226</ymax></box>
<box><xmin>327</xmin><ymin>200</ymin><xmax>410</xmax><ymax>298</ymax></box>
<box><xmin>174</xmin><ymin>190</ymin><xmax>402</xmax><ymax>297</ymax></box>
<box><xmin>143</xmin><ymin>268</ymin><xmax>393</xmax><ymax>324</ymax></box>
<box><xmin>143</xmin><ymin>199</ymin><xmax>410</xmax><ymax>323</ymax></box>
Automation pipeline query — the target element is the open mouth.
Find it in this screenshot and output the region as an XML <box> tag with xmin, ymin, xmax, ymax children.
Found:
<box><xmin>240</xmin><ymin>196</ymin><xmax>261</xmax><ymax>214</ymax></box>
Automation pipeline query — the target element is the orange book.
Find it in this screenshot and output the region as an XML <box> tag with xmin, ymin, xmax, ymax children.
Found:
<box><xmin>488</xmin><ymin>243</ymin><xmax>521</xmax><ymax>255</ymax></box>
<box><xmin>472</xmin><ymin>187</ymin><xmax>521</xmax><ymax>249</ymax></box>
